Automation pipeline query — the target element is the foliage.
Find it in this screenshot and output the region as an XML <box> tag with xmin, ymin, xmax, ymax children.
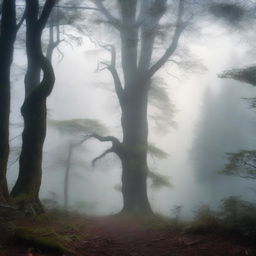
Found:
<box><xmin>220</xmin><ymin>197</ymin><xmax>256</xmax><ymax>238</ymax></box>
<box><xmin>189</xmin><ymin>197</ymin><xmax>256</xmax><ymax>239</ymax></box>
<box><xmin>14</xmin><ymin>226</ymin><xmax>71</xmax><ymax>253</ymax></box>
<box><xmin>222</xmin><ymin>150</ymin><xmax>256</xmax><ymax>179</ymax></box>
<box><xmin>113</xmin><ymin>171</ymin><xmax>172</xmax><ymax>192</ymax></box>
<box><xmin>219</xmin><ymin>64</ymin><xmax>256</xmax><ymax>181</ymax></box>
<box><xmin>147</xmin><ymin>143</ymin><xmax>169</xmax><ymax>160</ymax></box>
<box><xmin>219</xmin><ymin>66</ymin><xmax>256</xmax><ymax>86</ymax></box>
<box><xmin>148</xmin><ymin>171</ymin><xmax>172</xmax><ymax>190</ymax></box>
<box><xmin>149</xmin><ymin>77</ymin><xmax>177</xmax><ymax>133</ymax></box>
<box><xmin>188</xmin><ymin>205</ymin><xmax>220</xmax><ymax>232</ymax></box>
<box><xmin>48</xmin><ymin>118</ymin><xmax>108</xmax><ymax>136</ymax></box>
<box><xmin>241</xmin><ymin>97</ymin><xmax>256</xmax><ymax>109</ymax></box>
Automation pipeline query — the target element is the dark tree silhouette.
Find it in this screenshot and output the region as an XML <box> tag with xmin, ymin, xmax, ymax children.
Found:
<box><xmin>11</xmin><ymin>0</ymin><xmax>56</xmax><ymax>214</ymax></box>
<box><xmin>0</xmin><ymin>0</ymin><xmax>24</xmax><ymax>202</ymax></box>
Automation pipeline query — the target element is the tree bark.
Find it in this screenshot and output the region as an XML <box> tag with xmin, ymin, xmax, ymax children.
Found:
<box><xmin>0</xmin><ymin>0</ymin><xmax>17</xmax><ymax>202</ymax></box>
<box><xmin>11</xmin><ymin>0</ymin><xmax>55</xmax><ymax>214</ymax></box>
<box><xmin>93</xmin><ymin>0</ymin><xmax>186</xmax><ymax>216</ymax></box>
<box><xmin>119</xmin><ymin>83</ymin><xmax>153</xmax><ymax>215</ymax></box>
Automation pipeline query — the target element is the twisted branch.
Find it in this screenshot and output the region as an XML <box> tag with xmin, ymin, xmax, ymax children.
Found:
<box><xmin>92</xmin><ymin>147</ymin><xmax>114</xmax><ymax>166</ymax></box>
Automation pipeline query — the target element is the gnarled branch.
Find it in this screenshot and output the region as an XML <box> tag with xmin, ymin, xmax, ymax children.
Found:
<box><xmin>37</xmin><ymin>55</ymin><xmax>55</xmax><ymax>98</ymax></box>
<box><xmin>22</xmin><ymin>55</ymin><xmax>55</xmax><ymax>111</ymax></box>
<box><xmin>147</xmin><ymin>0</ymin><xmax>189</xmax><ymax>78</ymax></box>
<box><xmin>92</xmin><ymin>147</ymin><xmax>114</xmax><ymax>166</ymax></box>
<box><xmin>82</xmin><ymin>133</ymin><xmax>121</xmax><ymax>146</ymax></box>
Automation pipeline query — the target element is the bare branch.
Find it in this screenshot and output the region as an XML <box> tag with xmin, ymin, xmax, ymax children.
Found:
<box><xmin>56</xmin><ymin>5</ymin><xmax>99</xmax><ymax>11</ymax></box>
<box><xmin>38</xmin><ymin>0</ymin><xmax>57</xmax><ymax>30</ymax></box>
<box><xmin>147</xmin><ymin>0</ymin><xmax>189</xmax><ymax>78</ymax></box>
<box><xmin>82</xmin><ymin>133</ymin><xmax>121</xmax><ymax>146</ymax></box>
<box><xmin>239</xmin><ymin>174</ymin><xmax>256</xmax><ymax>180</ymax></box>
<box><xmin>99</xmin><ymin>44</ymin><xmax>124</xmax><ymax>103</ymax></box>
<box><xmin>93</xmin><ymin>0</ymin><xmax>121</xmax><ymax>29</ymax></box>
<box><xmin>16</xmin><ymin>6</ymin><xmax>26</xmax><ymax>31</ymax></box>
<box><xmin>243</xmin><ymin>160</ymin><xmax>256</xmax><ymax>169</ymax></box>
<box><xmin>92</xmin><ymin>147</ymin><xmax>114</xmax><ymax>166</ymax></box>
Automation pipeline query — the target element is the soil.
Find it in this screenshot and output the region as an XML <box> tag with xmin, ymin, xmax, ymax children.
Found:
<box><xmin>0</xmin><ymin>213</ymin><xmax>255</xmax><ymax>256</ymax></box>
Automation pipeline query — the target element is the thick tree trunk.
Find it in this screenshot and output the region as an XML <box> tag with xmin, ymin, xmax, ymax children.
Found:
<box><xmin>11</xmin><ymin>98</ymin><xmax>47</xmax><ymax>214</ymax></box>
<box><xmin>10</xmin><ymin>20</ymin><xmax>44</xmax><ymax>213</ymax></box>
<box><xmin>120</xmin><ymin>85</ymin><xmax>153</xmax><ymax>215</ymax></box>
<box><xmin>0</xmin><ymin>0</ymin><xmax>17</xmax><ymax>202</ymax></box>
<box><xmin>11</xmin><ymin>54</ymin><xmax>55</xmax><ymax>214</ymax></box>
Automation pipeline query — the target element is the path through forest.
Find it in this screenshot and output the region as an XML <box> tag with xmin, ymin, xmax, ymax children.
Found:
<box><xmin>1</xmin><ymin>215</ymin><xmax>256</xmax><ymax>256</ymax></box>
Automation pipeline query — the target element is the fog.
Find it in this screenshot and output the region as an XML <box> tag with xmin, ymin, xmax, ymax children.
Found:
<box><xmin>6</xmin><ymin>2</ymin><xmax>256</xmax><ymax>219</ymax></box>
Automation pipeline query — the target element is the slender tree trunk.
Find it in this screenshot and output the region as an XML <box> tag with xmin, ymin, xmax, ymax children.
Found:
<box><xmin>11</xmin><ymin>0</ymin><xmax>55</xmax><ymax>214</ymax></box>
<box><xmin>64</xmin><ymin>144</ymin><xmax>72</xmax><ymax>210</ymax></box>
<box><xmin>0</xmin><ymin>0</ymin><xmax>17</xmax><ymax>202</ymax></box>
<box><xmin>120</xmin><ymin>84</ymin><xmax>153</xmax><ymax>215</ymax></box>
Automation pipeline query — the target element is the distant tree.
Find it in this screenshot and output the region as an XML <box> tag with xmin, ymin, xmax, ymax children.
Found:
<box><xmin>223</xmin><ymin>150</ymin><xmax>256</xmax><ymax>180</ymax></box>
<box><xmin>190</xmin><ymin>86</ymin><xmax>249</xmax><ymax>183</ymax></box>
<box><xmin>220</xmin><ymin>65</ymin><xmax>256</xmax><ymax>181</ymax></box>
<box><xmin>82</xmin><ymin>0</ymin><xmax>192</xmax><ymax>215</ymax></box>
<box><xmin>0</xmin><ymin>0</ymin><xmax>24</xmax><ymax>202</ymax></box>
<box><xmin>48</xmin><ymin>118</ymin><xmax>107</xmax><ymax>209</ymax></box>
<box><xmin>11</xmin><ymin>0</ymin><xmax>56</xmax><ymax>214</ymax></box>
<box><xmin>210</xmin><ymin>0</ymin><xmax>256</xmax><ymax>183</ymax></box>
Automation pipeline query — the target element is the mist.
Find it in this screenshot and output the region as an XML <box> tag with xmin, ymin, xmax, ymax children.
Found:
<box><xmin>1</xmin><ymin>1</ymin><xmax>256</xmax><ymax>255</ymax></box>
<box><xmin>5</xmin><ymin>9</ymin><xmax>254</xmax><ymax>219</ymax></box>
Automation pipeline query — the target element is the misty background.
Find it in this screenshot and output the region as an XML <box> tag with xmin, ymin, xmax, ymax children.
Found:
<box><xmin>7</xmin><ymin>5</ymin><xmax>256</xmax><ymax>219</ymax></box>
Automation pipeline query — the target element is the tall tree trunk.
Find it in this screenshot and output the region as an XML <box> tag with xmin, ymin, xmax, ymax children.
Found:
<box><xmin>120</xmin><ymin>84</ymin><xmax>153</xmax><ymax>215</ymax></box>
<box><xmin>92</xmin><ymin>0</ymin><xmax>186</xmax><ymax>216</ymax></box>
<box><xmin>11</xmin><ymin>56</ymin><xmax>55</xmax><ymax>214</ymax></box>
<box><xmin>64</xmin><ymin>144</ymin><xmax>72</xmax><ymax>210</ymax></box>
<box><xmin>11</xmin><ymin>0</ymin><xmax>55</xmax><ymax>214</ymax></box>
<box><xmin>0</xmin><ymin>0</ymin><xmax>17</xmax><ymax>202</ymax></box>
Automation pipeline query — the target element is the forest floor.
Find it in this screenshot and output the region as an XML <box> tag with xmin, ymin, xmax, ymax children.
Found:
<box><xmin>0</xmin><ymin>211</ymin><xmax>256</xmax><ymax>256</ymax></box>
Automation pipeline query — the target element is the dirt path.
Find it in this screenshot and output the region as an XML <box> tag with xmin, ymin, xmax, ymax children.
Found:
<box><xmin>1</xmin><ymin>215</ymin><xmax>256</xmax><ymax>256</ymax></box>
<box><xmin>73</xmin><ymin>217</ymin><xmax>255</xmax><ymax>256</ymax></box>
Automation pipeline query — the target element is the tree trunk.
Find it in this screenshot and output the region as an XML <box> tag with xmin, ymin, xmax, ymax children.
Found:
<box><xmin>11</xmin><ymin>0</ymin><xmax>56</xmax><ymax>214</ymax></box>
<box><xmin>0</xmin><ymin>54</ymin><xmax>11</xmax><ymax>203</ymax></box>
<box><xmin>11</xmin><ymin>97</ymin><xmax>47</xmax><ymax>214</ymax></box>
<box><xmin>11</xmin><ymin>55</ymin><xmax>55</xmax><ymax>214</ymax></box>
<box><xmin>64</xmin><ymin>144</ymin><xmax>72</xmax><ymax>210</ymax></box>
<box><xmin>0</xmin><ymin>0</ymin><xmax>17</xmax><ymax>202</ymax></box>
<box><xmin>120</xmin><ymin>85</ymin><xmax>153</xmax><ymax>215</ymax></box>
